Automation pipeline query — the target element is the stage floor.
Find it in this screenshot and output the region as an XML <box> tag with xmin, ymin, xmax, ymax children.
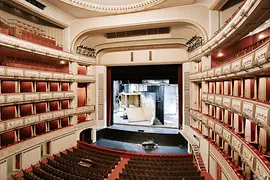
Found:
<box><xmin>108</xmin><ymin>124</ymin><xmax>179</xmax><ymax>134</ymax></box>
<box><xmin>95</xmin><ymin>139</ymin><xmax>187</xmax><ymax>154</ymax></box>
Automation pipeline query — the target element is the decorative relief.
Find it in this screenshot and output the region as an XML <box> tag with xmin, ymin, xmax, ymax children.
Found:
<box><xmin>24</xmin><ymin>93</ymin><xmax>39</xmax><ymax>101</ymax></box>
<box><xmin>202</xmin><ymin>94</ymin><xmax>208</xmax><ymax>101</ymax></box>
<box><xmin>53</xmin><ymin>92</ymin><xmax>64</xmax><ymax>99</ymax></box>
<box><xmin>242</xmin><ymin>101</ymin><xmax>255</xmax><ymax>119</ymax></box>
<box><xmin>6</xmin><ymin>68</ymin><xmax>24</xmax><ymax>77</ymax></box>
<box><xmin>242</xmin><ymin>146</ymin><xmax>254</xmax><ymax>167</ymax></box>
<box><xmin>222</xmin><ymin>64</ymin><xmax>232</xmax><ymax>75</ymax></box>
<box><xmin>24</xmin><ymin>115</ymin><xmax>39</xmax><ymax>125</ymax></box>
<box><xmin>53</xmin><ymin>73</ymin><xmax>64</xmax><ymax>79</ymax></box>
<box><xmin>40</xmin><ymin>72</ymin><xmax>52</xmax><ymax>79</ymax></box>
<box><xmin>255</xmin><ymin>162</ymin><xmax>270</xmax><ymax>180</ymax></box>
<box><xmin>0</xmin><ymin>66</ymin><xmax>5</xmax><ymax>76</ymax></box>
<box><xmin>6</xmin><ymin>94</ymin><xmax>24</xmax><ymax>103</ymax></box>
<box><xmin>53</xmin><ymin>110</ymin><xmax>64</xmax><ymax>118</ymax></box>
<box><xmin>0</xmin><ymin>122</ymin><xmax>5</xmax><ymax>131</ymax></box>
<box><xmin>215</xmin><ymin>123</ymin><xmax>223</xmax><ymax>135</ymax></box>
<box><xmin>64</xmin><ymin>92</ymin><xmax>74</xmax><ymax>98</ymax></box>
<box><xmin>222</xmin><ymin>129</ymin><xmax>231</xmax><ymax>142</ymax></box>
<box><xmin>255</xmin><ymin>105</ymin><xmax>269</xmax><ymax>127</ymax></box>
<box><xmin>255</xmin><ymin>44</ymin><xmax>269</xmax><ymax>65</ymax></box>
<box><xmin>208</xmin><ymin>119</ymin><xmax>215</xmax><ymax>129</ymax></box>
<box><xmin>232</xmin><ymin>59</ymin><xmax>242</xmax><ymax>72</ymax></box>
<box><xmin>208</xmin><ymin>94</ymin><xmax>215</xmax><ymax>103</ymax></box>
<box><xmin>202</xmin><ymin>116</ymin><xmax>208</xmax><ymax>125</ymax></box>
<box><xmin>6</xmin><ymin>119</ymin><xmax>23</xmax><ymax>129</ymax></box>
<box><xmin>242</xmin><ymin>53</ymin><xmax>254</xmax><ymax>69</ymax></box>
<box><xmin>64</xmin><ymin>74</ymin><xmax>74</xmax><ymax>80</ymax></box>
<box><xmin>76</xmin><ymin>75</ymin><xmax>95</xmax><ymax>82</ymax></box>
<box><xmin>65</xmin><ymin>109</ymin><xmax>74</xmax><ymax>116</ymax></box>
<box><xmin>40</xmin><ymin>113</ymin><xmax>53</xmax><ymax>121</ymax></box>
<box><xmin>76</xmin><ymin>106</ymin><xmax>93</xmax><ymax>114</ymax></box>
<box><xmin>24</xmin><ymin>70</ymin><xmax>39</xmax><ymax>78</ymax></box>
<box><xmin>222</xmin><ymin>97</ymin><xmax>231</xmax><ymax>109</ymax></box>
<box><xmin>232</xmin><ymin>99</ymin><xmax>242</xmax><ymax>113</ymax></box>
<box><xmin>0</xmin><ymin>95</ymin><xmax>5</xmax><ymax>104</ymax></box>
<box><xmin>201</xmin><ymin>71</ymin><xmax>208</xmax><ymax>79</ymax></box>
<box><xmin>231</xmin><ymin>136</ymin><xmax>242</xmax><ymax>153</ymax></box>
<box><xmin>215</xmin><ymin>95</ymin><xmax>223</xmax><ymax>106</ymax></box>
<box><xmin>215</xmin><ymin>67</ymin><xmax>222</xmax><ymax>76</ymax></box>
<box><xmin>40</xmin><ymin>93</ymin><xmax>53</xmax><ymax>100</ymax></box>
<box><xmin>208</xmin><ymin>69</ymin><xmax>214</xmax><ymax>78</ymax></box>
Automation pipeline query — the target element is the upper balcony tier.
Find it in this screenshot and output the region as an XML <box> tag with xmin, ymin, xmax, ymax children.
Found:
<box><xmin>0</xmin><ymin>65</ymin><xmax>95</xmax><ymax>82</ymax></box>
<box><xmin>190</xmin><ymin>39</ymin><xmax>270</xmax><ymax>81</ymax></box>
<box><xmin>0</xmin><ymin>33</ymin><xmax>95</xmax><ymax>65</ymax></box>
<box><xmin>189</xmin><ymin>0</ymin><xmax>270</xmax><ymax>61</ymax></box>
<box><xmin>190</xmin><ymin>109</ymin><xmax>270</xmax><ymax>180</ymax></box>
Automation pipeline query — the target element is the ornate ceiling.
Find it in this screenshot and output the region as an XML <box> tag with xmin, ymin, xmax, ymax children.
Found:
<box><xmin>58</xmin><ymin>0</ymin><xmax>164</xmax><ymax>13</ymax></box>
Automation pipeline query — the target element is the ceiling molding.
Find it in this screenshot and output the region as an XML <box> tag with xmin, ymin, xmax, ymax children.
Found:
<box><xmin>210</xmin><ymin>0</ymin><xmax>229</xmax><ymax>10</ymax></box>
<box><xmin>57</xmin><ymin>0</ymin><xmax>165</xmax><ymax>13</ymax></box>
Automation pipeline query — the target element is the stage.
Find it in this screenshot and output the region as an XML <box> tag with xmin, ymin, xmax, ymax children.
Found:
<box><xmin>95</xmin><ymin>125</ymin><xmax>187</xmax><ymax>154</ymax></box>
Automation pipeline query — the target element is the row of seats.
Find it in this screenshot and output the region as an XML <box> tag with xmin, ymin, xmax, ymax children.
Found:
<box><xmin>118</xmin><ymin>155</ymin><xmax>203</xmax><ymax>180</ymax></box>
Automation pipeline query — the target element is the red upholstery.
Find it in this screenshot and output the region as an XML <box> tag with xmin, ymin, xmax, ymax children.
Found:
<box><xmin>20</xmin><ymin>104</ymin><xmax>33</xmax><ymax>117</ymax></box>
<box><xmin>1</xmin><ymin>131</ymin><xmax>15</xmax><ymax>147</ymax></box>
<box><xmin>36</xmin><ymin>82</ymin><xmax>47</xmax><ymax>92</ymax></box>
<box><xmin>61</xmin><ymin>83</ymin><xmax>69</xmax><ymax>91</ymax></box>
<box><xmin>20</xmin><ymin>126</ymin><xmax>32</xmax><ymax>140</ymax></box>
<box><xmin>77</xmin><ymin>84</ymin><xmax>87</xmax><ymax>107</ymax></box>
<box><xmin>36</xmin><ymin>122</ymin><xmax>46</xmax><ymax>135</ymax></box>
<box><xmin>36</xmin><ymin>102</ymin><xmax>47</xmax><ymax>114</ymax></box>
<box><xmin>50</xmin><ymin>120</ymin><xmax>59</xmax><ymax>131</ymax></box>
<box><xmin>50</xmin><ymin>82</ymin><xmax>59</xmax><ymax>92</ymax></box>
<box><xmin>1</xmin><ymin>106</ymin><xmax>16</xmax><ymax>120</ymax></box>
<box><xmin>1</xmin><ymin>81</ymin><xmax>16</xmax><ymax>93</ymax></box>
<box><xmin>20</xmin><ymin>81</ymin><xmax>33</xmax><ymax>92</ymax></box>
<box><xmin>78</xmin><ymin>66</ymin><xmax>87</xmax><ymax>75</ymax></box>
<box><xmin>77</xmin><ymin>114</ymin><xmax>86</xmax><ymax>123</ymax></box>
<box><xmin>61</xmin><ymin>118</ymin><xmax>69</xmax><ymax>127</ymax></box>
<box><xmin>49</xmin><ymin>101</ymin><xmax>59</xmax><ymax>111</ymax></box>
<box><xmin>61</xmin><ymin>100</ymin><xmax>69</xmax><ymax>109</ymax></box>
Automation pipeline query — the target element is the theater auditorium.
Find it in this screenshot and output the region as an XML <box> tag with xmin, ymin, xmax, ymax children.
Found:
<box><xmin>0</xmin><ymin>0</ymin><xmax>269</xmax><ymax>179</ymax></box>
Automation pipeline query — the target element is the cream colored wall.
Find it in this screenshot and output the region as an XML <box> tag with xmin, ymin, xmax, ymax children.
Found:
<box><xmin>11</xmin><ymin>0</ymin><xmax>76</xmax><ymax>27</ymax></box>
<box><xmin>50</xmin><ymin>133</ymin><xmax>77</xmax><ymax>155</ymax></box>
<box><xmin>99</xmin><ymin>48</ymin><xmax>188</xmax><ymax>66</ymax></box>
<box><xmin>69</xmin><ymin>4</ymin><xmax>210</xmax><ymax>49</ymax></box>
<box><xmin>0</xmin><ymin>10</ymin><xmax>65</xmax><ymax>46</ymax></box>
<box><xmin>0</xmin><ymin>160</ymin><xmax>7</xmax><ymax>180</ymax></box>
<box><xmin>209</xmin><ymin>155</ymin><xmax>217</xmax><ymax>180</ymax></box>
<box><xmin>219</xmin><ymin>2</ymin><xmax>243</xmax><ymax>26</ymax></box>
<box><xmin>22</xmin><ymin>146</ymin><xmax>41</xmax><ymax>169</ymax></box>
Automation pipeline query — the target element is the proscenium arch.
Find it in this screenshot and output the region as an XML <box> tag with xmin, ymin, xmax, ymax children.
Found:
<box><xmin>70</xmin><ymin>19</ymin><xmax>208</xmax><ymax>53</ymax></box>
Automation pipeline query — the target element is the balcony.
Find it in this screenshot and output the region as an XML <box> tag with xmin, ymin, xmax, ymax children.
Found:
<box><xmin>0</xmin><ymin>91</ymin><xmax>74</xmax><ymax>106</ymax></box>
<box><xmin>0</xmin><ymin>33</ymin><xmax>95</xmax><ymax>65</ymax></box>
<box><xmin>0</xmin><ymin>109</ymin><xmax>74</xmax><ymax>133</ymax></box>
<box><xmin>202</xmin><ymin>93</ymin><xmax>270</xmax><ymax>131</ymax></box>
<box><xmin>189</xmin><ymin>109</ymin><xmax>270</xmax><ymax>180</ymax></box>
<box><xmin>0</xmin><ymin>126</ymin><xmax>75</xmax><ymax>161</ymax></box>
<box><xmin>75</xmin><ymin>105</ymin><xmax>95</xmax><ymax>114</ymax></box>
<box><xmin>190</xmin><ymin>40</ymin><xmax>270</xmax><ymax>81</ymax></box>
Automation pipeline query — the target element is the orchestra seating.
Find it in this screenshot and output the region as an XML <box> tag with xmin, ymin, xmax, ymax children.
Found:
<box><xmin>12</xmin><ymin>143</ymin><xmax>206</xmax><ymax>180</ymax></box>
<box><xmin>118</xmin><ymin>155</ymin><xmax>203</xmax><ymax>180</ymax></box>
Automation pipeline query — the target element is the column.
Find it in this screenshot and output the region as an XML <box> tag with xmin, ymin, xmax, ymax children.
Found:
<box><xmin>91</xmin><ymin>126</ymin><xmax>97</xmax><ymax>143</ymax></box>
<box><xmin>70</xmin><ymin>62</ymin><xmax>78</xmax><ymax>125</ymax></box>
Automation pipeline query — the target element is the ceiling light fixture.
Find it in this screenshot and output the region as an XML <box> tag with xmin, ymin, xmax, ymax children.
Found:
<box><xmin>259</xmin><ymin>34</ymin><xmax>265</xmax><ymax>40</ymax></box>
<box><xmin>217</xmin><ymin>52</ymin><xmax>224</xmax><ymax>57</ymax></box>
<box><xmin>60</xmin><ymin>60</ymin><xmax>65</xmax><ymax>64</ymax></box>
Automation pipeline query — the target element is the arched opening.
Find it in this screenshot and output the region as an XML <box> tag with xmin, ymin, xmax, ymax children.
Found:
<box><xmin>79</xmin><ymin>128</ymin><xmax>92</xmax><ymax>144</ymax></box>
